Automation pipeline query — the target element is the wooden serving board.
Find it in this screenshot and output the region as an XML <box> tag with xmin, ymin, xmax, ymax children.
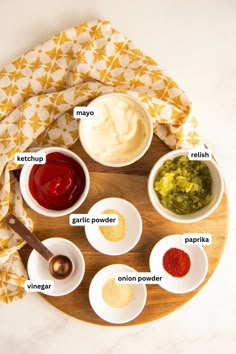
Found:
<box><xmin>19</xmin><ymin>136</ymin><xmax>229</xmax><ymax>326</ymax></box>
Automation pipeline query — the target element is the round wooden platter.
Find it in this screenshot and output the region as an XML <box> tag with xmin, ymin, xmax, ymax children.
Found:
<box><xmin>19</xmin><ymin>135</ymin><xmax>229</xmax><ymax>326</ymax></box>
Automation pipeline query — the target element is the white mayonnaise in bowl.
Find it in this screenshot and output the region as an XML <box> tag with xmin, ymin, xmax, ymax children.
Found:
<box><xmin>79</xmin><ymin>93</ymin><xmax>153</xmax><ymax>167</ymax></box>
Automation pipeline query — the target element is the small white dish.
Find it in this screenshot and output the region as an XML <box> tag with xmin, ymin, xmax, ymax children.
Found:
<box><xmin>148</xmin><ymin>149</ymin><xmax>224</xmax><ymax>223</ymax></box>
<box><xmin>20</xmin><ymin>147</ymin><xmax>90</xmax><ymax>217</ymax></box>
<box><xmin>27</xmin><ymin>237</ymin><xmax>85</xmax><ymax>296</ymax></box>
<box><xmin>149</xmin><ymin>234</ymin><xmax>208</xmax><ymax>294</ymax></box>
<box><xmin>79</xmin><ymin>93</ymin><xmax>153</xmax><ymax>167</ymax></box>
<box><xmin>89</xmin><ymin>264</ymin><xmax>147</xmax><ymax>324</ymax></box>
<box><xmin>85</xmin><ymin>198</ymin><xmax>142</xmax><ymax>255</ymax></box>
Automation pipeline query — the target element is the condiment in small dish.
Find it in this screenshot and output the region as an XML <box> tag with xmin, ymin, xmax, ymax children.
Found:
<box><xmin>148</xmin><ymin>149</ymin><xmax>224</xmax><ymax>223</ymax></box>
<box><xmin>149</xmin><ymin>234</ymin><xmax>208</xmax><ymax>294</ymax></box>
<box><xmin>27</xmin><ymin>237</ymin><xmax>85</xmax><ymax>296</ymax></box>
<box><xmin>85</xmin><ymin>198</ymin><xmax>142</xmax><ymax>255</ymax></box>
<box><xmin>20</xmin><ymin>147</ymin><xmax>90</xmax><ymax>217</ymax></box>
<box><xmin>89</xmin><ymin>264</ymin><xmax>147</xmax><ymax>324</ymax></box>
<box><xmin>79</xmin><ymin>93</ymin><xmax>153</xmax><ymax>167</ymax></box>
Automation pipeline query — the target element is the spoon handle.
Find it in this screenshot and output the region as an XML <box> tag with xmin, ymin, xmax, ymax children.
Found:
<box><xmin>5</xmin><ymin>214</ymin><xmax>53</xmax><ymax>261</ymax></box>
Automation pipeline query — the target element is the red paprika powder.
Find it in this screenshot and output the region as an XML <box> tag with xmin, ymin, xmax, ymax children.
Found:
<box><xmin>163</xmin><ymin>248</ymin><xmax>191</xmax><ymax>277</ymax></box>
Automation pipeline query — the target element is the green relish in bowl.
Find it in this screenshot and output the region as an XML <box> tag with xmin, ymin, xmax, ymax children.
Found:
<box><xmin>154</xmin><ymin>155</ymin><xmax>214</xmax><ymax>215</ymax></box>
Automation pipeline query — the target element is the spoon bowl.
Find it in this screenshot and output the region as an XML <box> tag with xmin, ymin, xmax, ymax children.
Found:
<box><xmin>49</xmin><ymin>254</ymin><xmax>73</xmax><ymax>279</ymax></box>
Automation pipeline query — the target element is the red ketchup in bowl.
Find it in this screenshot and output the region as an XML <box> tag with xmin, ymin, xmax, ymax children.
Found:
<box><xmin>29</xmin><ymin>152</ymin><xmax>86</xmax><ymax>210</ymax></box>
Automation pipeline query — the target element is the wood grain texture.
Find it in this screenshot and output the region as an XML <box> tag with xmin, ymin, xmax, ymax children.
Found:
<box><xmin>19</xmin><ymin>136</ymin><xmax>229</xmax><ymax>326</ymax></box>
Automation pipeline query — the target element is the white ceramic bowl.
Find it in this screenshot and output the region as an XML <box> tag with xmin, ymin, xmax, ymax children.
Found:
<box><xmin>148</xmin><ymin>149</ymin><xmax>224</xmax><ymax>223</ymax></box>
<box><xmin>20</xmin><ymin>147</ymin><xmax>90</xmax><ymax>217</ymax></box>
<box><xmin>79</xmin><ymin>93</ymin><xmax>153</xmax><ymax>167</ymax></box>
<box><xmin>85</xmin><ymin>198</ymin><xmax>142</xmax><ymax>255</ymax></box>
<box><xmin>27</xmin><ymin>237</ymin><xmax>85</xmax><ymax>296</ymax></box>
<box><xmin>149</xmin><ymin>234</ymin><xmax>208</xmax><ymax>294</ymax></box>
<box><xmin>89</xmin><ymin>264</ymin><xmax>147</xmax><ymax>324</ymax></box>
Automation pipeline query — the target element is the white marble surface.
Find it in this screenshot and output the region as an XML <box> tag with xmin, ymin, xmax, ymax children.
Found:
<box><xmin>1</xmin><ymin>0</ymin><xmax>236</xmax><ymax>353</ymax></box>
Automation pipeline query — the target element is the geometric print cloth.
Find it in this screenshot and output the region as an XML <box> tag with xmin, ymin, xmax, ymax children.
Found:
<box><xmin>0</xmin><ymin>19</ymin><xmax>203</xmax><ymax>303</ymax></box>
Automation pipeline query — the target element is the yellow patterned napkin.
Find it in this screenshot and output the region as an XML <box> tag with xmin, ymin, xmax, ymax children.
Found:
<box><xmin>0</xmin><ymin>19</ymin><xmax>203</xmax><ymax>303</ymax></box>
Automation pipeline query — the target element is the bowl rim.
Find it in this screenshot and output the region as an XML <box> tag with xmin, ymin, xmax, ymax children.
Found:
<box><xmin>148</xmin><ymin>148</ymin><xmax>224</xmax><ymax>223</ymax></box>
<box><xmin>88</xmin><ymin>263</ymin><xmax>147</xmax><ymax>324</ymax></box>
<box><xmin>27</xmin><ymin>237</ymin><xmax>85</xmax><ymax>297</ymax></box>
<box><xmin>20</xmin><ymin>146</ymin><xmax>90</xmax><ymax>217</ymax></box>
<box><xmin>79</xmin><ymin>92</ymin><xmax>153</xmax><ymax>167</ymax></box>
<box><xmin>149</xmin><ymin>234</ymin><xmax>208</xmax><ymax>294</ymax></box>
<box><xmin>84</xmin><ymin>197</ymin><xmax>143</xmax><ymax>255</ymax></box>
